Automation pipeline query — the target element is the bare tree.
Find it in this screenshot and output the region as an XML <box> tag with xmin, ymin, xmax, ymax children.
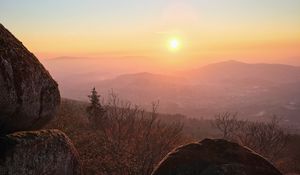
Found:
<box><xmin>212</xmin><ymin>112</ymin><xmax>241</xmax><ymax>139</ymax></box>
<box><xmin>212</xmin><ymin>113</ymin><xmax>289</xmax><ymax>161</ymax></box>
<box><xmin>235</xmin><ymin>116</ymin><xmax>289</xmax><ymax>161</ymax></box>
<box><xmin>94</xmin><ymin>92</ymin><xmax>184</xmax><ymax>175</ymax></box>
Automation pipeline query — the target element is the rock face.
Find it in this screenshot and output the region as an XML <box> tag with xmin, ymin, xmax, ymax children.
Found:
<box><xmin>0</xmin><ymin>23</ymin><xmax>60</xmax><ymax>134</ymax></box>
<box><xmin>152</xmin><ymin>139</ymin><xmax>283</xmax><ymax>175</ymax></box>
<box><xmin>0</xmin><ymin>24</ymin><xmax>82</xmax><ymax>174</ymax></box>
<box><xmin>0</xmin><ymin>129</ymin><xmax>82</xmax><ymax>175</ymax></box>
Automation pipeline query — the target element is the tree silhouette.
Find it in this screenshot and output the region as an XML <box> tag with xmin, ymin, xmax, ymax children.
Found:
<box><xmin>86</xmin><ymin>87</ymin><xmax>105</xmax><ymax>126</ymax></box>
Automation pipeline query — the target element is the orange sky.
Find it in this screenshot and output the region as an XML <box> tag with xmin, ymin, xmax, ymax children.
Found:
<box><xmin>1</xmin><ymin>0</ymin><xmax>300</xmax><ymax>69</ymax></box>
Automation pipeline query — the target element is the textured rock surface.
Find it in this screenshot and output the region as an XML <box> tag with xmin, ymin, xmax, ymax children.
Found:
<box><xmin>0</xmin><ymin>23</ymin><xmax>60</xmax><ymax>134</ymax></box>
<box><xmin>0</xmin><ymin>129</ymin><xmax>82</xmax><ymax>175</ymax></box>
<box><xmin>152</xmin><ymin>139</ymin><xmax>283</xmax><ymax>175</ymax></box>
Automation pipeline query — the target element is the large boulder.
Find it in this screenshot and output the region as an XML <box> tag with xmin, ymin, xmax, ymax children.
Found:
<box><xmin>152</xmin><ymin>139</ymin><xmax>283</xmax><ymax>175</ymax></box>
<box><xmin>0</xmin><ymin>129</ymin><xmax>82</xmax><ymax>175</ymax></box>
<box><xmin>0</xmin><ymin>23</ymin><xmax>60</xmax><ymax>134</ymax></box>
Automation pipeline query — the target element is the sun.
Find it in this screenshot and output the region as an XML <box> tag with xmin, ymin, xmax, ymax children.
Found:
<box><xmin>168</xmin><ymin>38</ymin><xmax>180</xmax><ymax>50</ymax></box>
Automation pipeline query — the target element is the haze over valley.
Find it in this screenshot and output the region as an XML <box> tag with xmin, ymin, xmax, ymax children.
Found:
<box><xmin>2</xmin><ymin>0</ymin><xmax>300</xmax><ymax>174</ymax></box>
<box><xmin>43</xmin><ymin>58</ymin><xmax>300</xmax><ymax>126</ymax></box>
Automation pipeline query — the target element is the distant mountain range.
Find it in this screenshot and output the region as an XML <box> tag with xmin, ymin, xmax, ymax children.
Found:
<box><xmin>185</xmin><ymin>60</ymin><xmax>300</xmax><ymax>84</ymax></box>
<box><xmin>43</xmin><ymin>59</ymin><xmax>300</xmax><ymax>125</ymax></box>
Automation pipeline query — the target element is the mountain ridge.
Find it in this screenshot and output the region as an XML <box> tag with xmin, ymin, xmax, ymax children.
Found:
<box><xmin>99</xmin><ymin>60</ymin><xmax>300</xmax><ymax>84</ymax></box>
<box><xmin>42</xmin><ymin>59</ymin><xmax>300</xmax><ymax>124</ymax></box>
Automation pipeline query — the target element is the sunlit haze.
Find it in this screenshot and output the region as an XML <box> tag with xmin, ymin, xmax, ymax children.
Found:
<box><xmin>1</xmin><ymin>0</ymin><xmax>300</xmax><ymax>71</ymax></box>
<box><xmin>169</xmin><ymin>38</ymin><xmax>180</xmax><ymax>51</ymax></box>
<box><xmin>1</xmin><ymin>2</ymin><xmax>300</xmax><ymax>173</ymax></box>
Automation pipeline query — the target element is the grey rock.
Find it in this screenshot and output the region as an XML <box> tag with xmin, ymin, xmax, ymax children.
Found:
<box><xmin>152</xmin><ymin>138</ymin><xmax>283</xmax><ymax>175</ymax></box>
<box><xmin>0</xmin><ymin>129</ymin><xmax>82</xmax><ymax>175</ymax></box>
<box><xmin>0</xmin><ymin>23</ymin><xmax>60</xmax><ymax>134</ymax></box>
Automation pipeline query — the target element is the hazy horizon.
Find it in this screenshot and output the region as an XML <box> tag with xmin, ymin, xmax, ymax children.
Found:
<box><xmin>1</xmin><ymin>1</ymin><xmax>300</xmax><ymax>174</ymax></box>
<box><xmin>1</xmin><ymin>0</ymin><xmax>300</xmax><ymax>71</ymax></box>
<box><xmin>1</xmin><ymin>0</ymin><xmax>300</xmax><ymax>120</ymax></box>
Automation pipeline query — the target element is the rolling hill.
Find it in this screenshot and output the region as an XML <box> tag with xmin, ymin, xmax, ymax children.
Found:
<box><xmin>43</xmin><ymin>59</ymin><xmax>300</xmax><ymax>125</ymax></box>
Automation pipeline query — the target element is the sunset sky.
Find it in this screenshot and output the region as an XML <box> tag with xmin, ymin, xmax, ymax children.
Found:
<box><xmin>1</xmin><ymin>0</ymin><xmax>300</xmax><ymax>68</ymax></box>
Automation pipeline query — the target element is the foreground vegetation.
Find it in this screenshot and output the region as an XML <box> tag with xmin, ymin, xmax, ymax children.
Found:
<box><xmin>45</xmin><ymin>90</ymin><xmax>300</xmax><ymax>175</ymax></box>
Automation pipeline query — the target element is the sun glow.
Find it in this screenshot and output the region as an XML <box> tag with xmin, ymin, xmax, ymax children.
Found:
<box><xmin>169</xmin><ymin>38</ymin><xmax>180</xmax><ymax>50</ymax></box>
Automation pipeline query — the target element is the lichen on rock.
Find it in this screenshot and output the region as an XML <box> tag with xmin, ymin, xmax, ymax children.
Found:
<box><xmin>0</xmin><ymin>129</ymin><xmax>82</xmax><ymax>175</ymax></box>
<box><xmin>0</xmin><ymin>23</ymin><xmax>60</xmax><ymax>134</ymax></box>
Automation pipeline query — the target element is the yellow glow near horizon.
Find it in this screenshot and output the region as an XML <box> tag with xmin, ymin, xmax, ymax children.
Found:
<box><xmin>2</xmin><ymin>0</ymin><xmax>299</xmax><ymax>66</ymax></box>
<box><xmin>169</xmin><ymin>38</ymin><xmax>180</xmax><ymax>50</ymax></box>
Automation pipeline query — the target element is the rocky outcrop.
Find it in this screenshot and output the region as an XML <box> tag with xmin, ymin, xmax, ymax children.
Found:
<box><xmin>0</xmin><ymin>129</ymin><xmax>82</xmax><ymax>175</ymax></box>
<box><xmin>0</xmin><ymin>24</ymin><xmax>81</xmax><ymax>174</ymax></box>
<box><xmin>0</xmin><ymin>23</ymin><xmax>60</xmax><ymax>134</ymax></box>
<box><xmin>152</xmin><ymin>139</ymin><xmax>283</xmax><ymax>175</ymax></box>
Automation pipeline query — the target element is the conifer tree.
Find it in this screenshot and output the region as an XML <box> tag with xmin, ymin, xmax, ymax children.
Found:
<box><xmin>86</xmin><ymin>87</ymin><xmax>105</xmax><ymax>126</ymax></box>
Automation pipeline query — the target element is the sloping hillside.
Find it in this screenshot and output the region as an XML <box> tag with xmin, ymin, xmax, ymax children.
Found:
<box><xmin>44</xmin><ymin>60</ymin><xmax>300</xmax><ymax>125</ymax></box>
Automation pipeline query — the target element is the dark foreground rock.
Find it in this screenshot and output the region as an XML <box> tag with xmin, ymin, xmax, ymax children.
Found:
<box><xmin>0</xmin><ymin>129</ymin><xmax>82</xmax><ymax>175</ymax></box>
<box><xmin>0</xmin><ymin>23</ymin><xmax>60</xmax><ymax>134</ymax></box>
<box><xmin>152</xmin><ymin>138</ymin><xmax>282</xmax><ymax>175</ymax></box>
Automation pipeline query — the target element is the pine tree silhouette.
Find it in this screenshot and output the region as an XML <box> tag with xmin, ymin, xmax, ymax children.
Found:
<box><xmin>86</xmin><ymin>87</ymin><xmax>105</xmax><ymax>126</ymax></box>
